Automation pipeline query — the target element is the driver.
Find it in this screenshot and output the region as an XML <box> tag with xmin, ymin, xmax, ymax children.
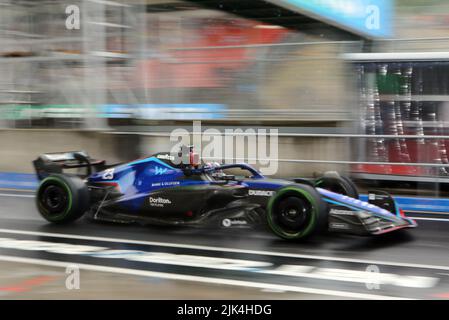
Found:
<box><xmin>205</xmin><ymin>161</ymin><xmax>225</xmax><ymax>179</ymax></box>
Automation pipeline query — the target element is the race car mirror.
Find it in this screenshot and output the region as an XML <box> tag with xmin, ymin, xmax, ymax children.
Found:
<box><xmin>367</xmin><ymin>190</ymin><xmax>398</xmax><ymax>215</ymax></box>
<box><xmin>222</xmin><ymin>174</ymin><xmax>235</xmax><ymax>181</ymax></box>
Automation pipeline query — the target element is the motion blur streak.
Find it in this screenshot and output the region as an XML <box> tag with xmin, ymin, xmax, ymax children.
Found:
<box><xmin>2</xmin><ymin>0</ymin><xmax>449</xmax><ymax>300</ymax></box>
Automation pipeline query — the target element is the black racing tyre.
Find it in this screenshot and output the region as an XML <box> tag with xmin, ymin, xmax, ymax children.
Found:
<box><xmin>36</xmin><ymin>174</ymin><xmax>90</xmax><ymax>224</ymax></box>
<box><xmin>314</xmin><ymin>174</ymin><xmax>359</xmax><ymax>199</ymax></box>
<box><xmin>267</xmin><ymin>184</ymin><xmax>327</xmax><ymax>240</ymax></box>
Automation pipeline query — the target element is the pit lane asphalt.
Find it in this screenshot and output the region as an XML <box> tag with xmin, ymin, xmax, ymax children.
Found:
<box><xmin>2</xmin><ymin>190</ymin><xmax>449</xmax><ymax>299</ymax></box>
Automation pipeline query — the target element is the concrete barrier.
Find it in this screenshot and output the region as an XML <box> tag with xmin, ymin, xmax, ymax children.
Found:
<box><xmin>0</xmin><ymin>129</ymin><xmax>349</xmax><ymax>178</ymax></box>
<box><xmin>0</xmin><ymin>129</ymin><xmax>141</xmax><ymax>173</ymax></box>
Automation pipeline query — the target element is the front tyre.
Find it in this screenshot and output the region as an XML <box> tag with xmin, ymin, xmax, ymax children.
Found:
<box><xmin>267</xmin><ymin>185</ymin><xmax>327</xmax><ymax>240</ymax></box>
<box><xmin>314</xmin><ymin>173</ymin><xmax>359</xmax><ymax>199</ymax></box>
<box><xmin>36</xmin><ymin>174</ymin><xmax>90</xmax><ymax>224</ymax></box>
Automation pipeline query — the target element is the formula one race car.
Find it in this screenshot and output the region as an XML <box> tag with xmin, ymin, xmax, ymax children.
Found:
<box><xmin>33</xmin><ymin>146</ymin><xmax>416</xmax><ymax>240</ymax></box>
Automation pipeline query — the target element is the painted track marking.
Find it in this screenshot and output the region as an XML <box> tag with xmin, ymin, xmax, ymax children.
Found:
<box><xmin>0</xmin><ymin>255</ymin><xmax>410</xmax><ymax>300</ymax></box>
<box><xmin>408</xmin><ymin>217</ymin><xmax>449</xmax><ymax>222</ymax></box>
<box><xmin>0</xmin><ymin>228</ymin><xmax>448</xmax><ymax>272</ymax></box>
<box><xmin>0</xmin><ymin>193</ymin><xmax>34</xmax><ymax>198</ymax></box>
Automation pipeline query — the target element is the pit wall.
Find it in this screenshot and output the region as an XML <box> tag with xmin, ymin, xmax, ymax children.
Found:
<box><xmin>0</xmin><ymin>129</ymin><xmax>349</xmax><ymax>178</ymax></box>
<box><xmin>0</xmin><ymin>130</ymin><xmax>140</xmax><ymax>173</ymax></box>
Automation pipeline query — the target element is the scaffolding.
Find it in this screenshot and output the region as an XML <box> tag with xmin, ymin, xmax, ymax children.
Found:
<box><xmin>0</xmin><ymin>0</ymin><xmax>139</xmax><ymax>128</ymax></box>
<box><xmin>0</xmin><ymin>0</ymin><xmax>361</xmax><ymax>129</ymax></box>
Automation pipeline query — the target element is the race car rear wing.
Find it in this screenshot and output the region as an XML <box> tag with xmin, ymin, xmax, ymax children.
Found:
<box><xmin>33</xmin><ymin>151</ymin><xmax>106</xmax><ymax>180</ymax></box>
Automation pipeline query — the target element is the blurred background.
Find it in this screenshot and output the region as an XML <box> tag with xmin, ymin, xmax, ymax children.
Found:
<box><xmin>2</xmin><ymin>0</ymin><xmax>449</xmax><ymax>198</ymax></box>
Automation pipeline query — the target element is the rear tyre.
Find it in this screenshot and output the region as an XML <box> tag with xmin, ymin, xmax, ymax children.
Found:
<box><xmin>314</xmin><ymin>174</ymin><xmax>359</xmax><ymax>199</ymax></box>
<box><xmin>267</xmin><ymin>184</ymin><xmax>327</xmax><ymax>240</ymax></box>
<box><xmin>36</xmin><ymin>174</ymin><xmax>90</xmax><ymax>224</ymax></box>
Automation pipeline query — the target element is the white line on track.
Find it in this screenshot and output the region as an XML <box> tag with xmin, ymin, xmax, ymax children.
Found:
<box><xmin>0</xmin><ymin>193</ymin><xmax>34</xmax><ymax>198</ymax></box>
<box><xmin>0</xmin><ymin>254</ymin><xmax>410</xmax><ymax>300</ymax></box>
<box><xmin>0</xmin><ymin>188</ymin><xmax>36</xmax><ymax>193</ymax></box>
<box><xmin>0</xmin><ymin>227</ymin><xmax>448</xmax><ymax>272</ymax></box>
<box><xmin>409</xmin><ymin>217</ymin><xmax>449</xmax><ymax>222</ymax></box>
<box><xmin>406</xmin><ymin>210</ymin><xmax>449</xmax><ymax>215</ymax></box>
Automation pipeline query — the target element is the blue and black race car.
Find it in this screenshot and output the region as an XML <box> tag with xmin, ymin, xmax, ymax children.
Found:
<box><xmin>33</xmin><ymin>146</ymin><xmax>416</xmax><ymax>240</ymax></box>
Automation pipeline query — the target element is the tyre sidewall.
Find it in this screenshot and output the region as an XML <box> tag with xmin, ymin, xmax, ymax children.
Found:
<box><xmin>36</xmin><ymin>174</ymin><xmax>89</xmax><ymax>223</ymax></box>
<box><xmin>267</xmin><ymin>184</ymin><xmax>327</xmax><ymax>240</ymax></box>
<box><xmin>314</xmin><ymin>176</ymin><xmax>359</xmax><ymax>199</ymax></box>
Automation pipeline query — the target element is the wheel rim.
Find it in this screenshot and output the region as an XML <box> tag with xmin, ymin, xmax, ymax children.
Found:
<box><xmin>40</xmin><ymin>184</ymin><xmax>68</xmax><ymax>215</ymax></box>
<box><xmin>267</xmin><ymin>187</ymin><xmax>319</xmax><ymax>239</ymax></box>
<box><xmin>275</xmin><ymin>197</ymin><xmax>311</xmax><ymax>233</ymax></box>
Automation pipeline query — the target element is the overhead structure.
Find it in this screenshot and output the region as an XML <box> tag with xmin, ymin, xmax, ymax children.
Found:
<box><xmin>186</xmin><ymin>0</ymin><xmax>394</xmax><ymax>39</ymax></box>
<box><xmin>267</xmin><ymin>0</ymin><xmax>393</xmax><ymax>38</ymax></box>
<box><xmin>0</xmin><ymin>0</ymin><xmax>395</xmax><ymax>129</ymax></box>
